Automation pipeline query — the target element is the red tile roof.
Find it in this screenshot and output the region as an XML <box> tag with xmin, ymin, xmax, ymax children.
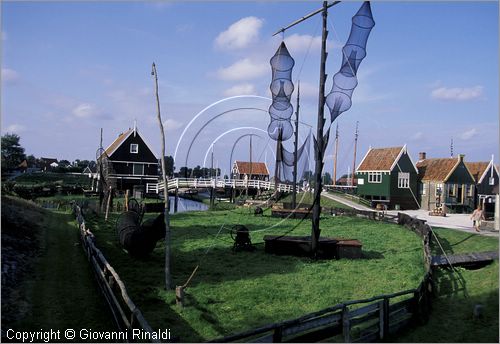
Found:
<box><xmin>357</xmin><ymin>147</ymin><xmax>403</xmax><ymax>171</ymax></box>
<box><xmin>234</xmin><ymin>161</ymin><xmax>269</xmax><ymax>175</ymax></box>
<box><xmin>416</xmin><ymin>158</ymin><xmax>458</xmax><ymax>182</ymax></box>
<box><xmin>465</xmin><ymin>162</ymin><xmax>489</xmax><ymax>182</ymax></box>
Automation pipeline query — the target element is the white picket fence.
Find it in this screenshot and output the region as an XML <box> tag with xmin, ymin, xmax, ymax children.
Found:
<box><xmin>146</xmin><ymin>178</ymin><xmax>293</xmax><ymax>194</ymax></box>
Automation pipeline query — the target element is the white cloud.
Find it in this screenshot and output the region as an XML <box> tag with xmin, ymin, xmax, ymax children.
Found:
<box><xmin>163</xmin><ymin>118</ymin><xmax>183</xmax><ymax>132</ymax></box>
<box><xmin>410</xmin><ymin>132</ymin><xmax>423</xmax><ymax>140</ymax></box>
<box><xmin>431</xmin><ymin>86</ymin><xmax>483</xmax><ymax>101</ymax></box>
<box><xmin>72</xmin><ymin>103</ymin><xmax>97</xmax><ymax>118</ymax></box>
<box><xmin>460</xmin><ymin>128</ymin><xmax>478</xmax><ymax>140</ymax></box>
<box><xmin>217</xmin><ymin>58</ymin><xmax>267</xmax><ymax>81</ymax></box>
<box><xmin>223</xmin><ymin>83</ymin><xmax>256</xmax><ymax>97</ymax></box>
<box><xmin>215</xmin><ymin>17</ymin><xmax>264</xmax><ymax>50</ymax></box>
<box><xmin>3</xmin><ymin>124</ymin><xmax>25</xmax><ymax>133</ymax></box>
<box><xmin>1</xmin><ymin>68</ymin><xmax>19</xmax><ymax>83</ymax></box>
<box><xmin>284</xmin><ymin>34</ymin><xmax>322</xmax><ymax>54</ymax></box>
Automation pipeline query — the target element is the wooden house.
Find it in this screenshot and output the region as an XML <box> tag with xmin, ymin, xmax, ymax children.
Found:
<box><xmin>98</xmin><ymin>127</ymin><xmax>159</xmax><ymax>191</ymax></box>
<box><xmin>40</xmin><ymin>157</ymin><xmax>58</xmax><ymax>171</ymax></box>
<box><xmin>232</xmin><ymin>161</ymin><xmax>269</xmax><ymax>181</ymax></box>
<box><xmin>416</xmin><ymin>153</ymin><xmax>475</xmax><ymax>213</ymax></box>
<box><xmin>355</xmin><ymin>145</ymin><xmax>419</xmax><ymax>210</ymax></box>
<box><xmin>466</xmin><ymin>159</ymin><xmax>499</xmax><ymax>217</ymax></box>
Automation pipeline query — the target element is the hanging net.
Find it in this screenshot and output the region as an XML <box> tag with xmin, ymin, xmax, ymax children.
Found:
<box><xmin>277</xmin><ymin>131</ymin><xmax>312</xmax><ymax>182</ymax></box>
<box><xmin>268</xmin><ymin>42</ymin><xmax>295</xmax><ymax>141</ymax></box>
<box><xmin>325</xmin><ymin>1</ymin><xmax>375</xmax><ymax>123</ymax></box>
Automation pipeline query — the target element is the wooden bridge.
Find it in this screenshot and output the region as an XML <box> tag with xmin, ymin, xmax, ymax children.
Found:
<box><xmin>146</xmin><ymin>178</ymin><xmax>293</xmax><ymax>194</ymax></box>
<box><xmin>431</xmin><ymin>251</ymin><xmax>499</xmax><ymax>268</ymax></box>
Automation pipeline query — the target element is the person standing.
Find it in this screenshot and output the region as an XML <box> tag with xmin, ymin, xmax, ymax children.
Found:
<box><xmin>470</xmin><ymin>206</ymin><xmax>485</xmax><ymax>232</ymax></box>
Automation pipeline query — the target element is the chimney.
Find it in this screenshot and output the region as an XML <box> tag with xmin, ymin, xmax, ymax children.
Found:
<box><xmin>458</xmin><ymin>154</ymin><xmax>465</xmax><ymax>162</ymax></box>
<box><xmin>418</xmin><ymin>152</ymin><xmax>426</xmax><ymax>160</ymax></box>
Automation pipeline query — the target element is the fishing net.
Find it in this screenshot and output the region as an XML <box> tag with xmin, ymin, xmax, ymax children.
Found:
<box><xmin>276</xmin><ymin>131</ymin><xmax>312</xmax><ymax>182</ymax></box>
<box><xmin>268</xmin><ymin>42</ymin><xmax>295</xmax><ymax>141</ymax></box>
<box><xmin>326</xmin><ymin>1</ymin><xmax>375</xmax><ymax>123</ymax></box>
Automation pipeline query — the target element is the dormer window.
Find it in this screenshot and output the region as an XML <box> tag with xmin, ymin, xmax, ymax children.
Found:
<box><xmin>130</xmin><ymin>144</ymin><xmax>139</xmax><ymax>154</ymax></box>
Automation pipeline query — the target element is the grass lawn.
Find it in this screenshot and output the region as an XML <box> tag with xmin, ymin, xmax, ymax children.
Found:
<box><xmin>398</xmin><ymin>228</ymin><xmax>499</xmax><ymax>343</ymax></box>
<box><xmin>85</xmin><ymin>207</ymin><xmax>424</xmax><ymax>341</ymax></box>
<box><xmin>2</xmin><ymin>196</ymin><xmax>114</xmax><ymax>335</ymax></box>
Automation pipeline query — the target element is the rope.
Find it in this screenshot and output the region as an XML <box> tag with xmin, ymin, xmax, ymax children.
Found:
<box><xmin>295</xmin><ymin>17</ymin><xmax>321</xmax><ymax>82</ymax></box>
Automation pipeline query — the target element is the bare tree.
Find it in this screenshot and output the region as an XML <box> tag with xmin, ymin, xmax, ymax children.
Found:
<box><xmin>152</xmin><ymin>62</ymin><xmax>173</xmax><ymax>290</ymax></box>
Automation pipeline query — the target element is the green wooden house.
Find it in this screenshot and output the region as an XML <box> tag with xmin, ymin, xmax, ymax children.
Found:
<box><xmin>355</xmin><ymin>145</ymin><xmax>419</xmax><ymax>210</ymax></box>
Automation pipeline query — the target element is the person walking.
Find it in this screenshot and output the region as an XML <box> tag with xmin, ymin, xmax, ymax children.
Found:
<box><xmin>470</xmin><ymin>206</ymin><xmax>485</xmax><ymax>232</ymax></box>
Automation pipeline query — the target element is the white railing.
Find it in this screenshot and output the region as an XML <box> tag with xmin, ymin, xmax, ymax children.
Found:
<box><xmin>146</xmin><ymin>178</ymin><xmax>293</xmax><ymax>194</ymax></box>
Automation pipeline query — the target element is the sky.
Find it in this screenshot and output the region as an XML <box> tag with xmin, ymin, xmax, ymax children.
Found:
<box><xmin>1</xmin><ymin>1</ymin><xmax>499</xmax><ymax>178</ymax></box>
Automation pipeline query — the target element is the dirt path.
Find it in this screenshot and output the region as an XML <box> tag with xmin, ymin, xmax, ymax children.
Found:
<box><xmin>4</xmin><ymin>203</ymin><xmax>114</xmax><ymax>335</ymax></box>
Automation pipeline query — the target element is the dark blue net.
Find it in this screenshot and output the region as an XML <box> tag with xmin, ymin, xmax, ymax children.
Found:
<box><xmin>268</xmin><ymin>42</ymin><xmax>295</xmax><ymax>141</ymax></box>
<box><xmin>326</xmin><ymin>1</ymin><xmax>375</xmax><ymax>123</ymax></box>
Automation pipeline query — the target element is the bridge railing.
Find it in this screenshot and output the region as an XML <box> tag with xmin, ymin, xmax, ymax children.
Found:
<box><xmin>147</xmin><ymin>178</ymin><xmax>293</xmax><ymax>194</ymax></box>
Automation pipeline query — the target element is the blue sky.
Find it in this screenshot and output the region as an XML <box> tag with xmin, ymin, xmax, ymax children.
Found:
<box><xmin>2</xmin><ymin>1</ymin><xmax>498</xmax><ymax>177</ymax></box>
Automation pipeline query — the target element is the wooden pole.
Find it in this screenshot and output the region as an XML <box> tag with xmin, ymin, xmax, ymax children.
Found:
<box><xmin>292</xmin><ymin>82</ymin><xmax>300</xmax><ymax>209</ymax></box>
<box><xmin>333</xmin><ymin>123</ymin><xmax>339</xmax><ymax>186</ymax></box>
<box><xmin>105</xmin><ymin>186</ymin><xmax>112</xmax><ymax>221</ymax></box>
<box><xmin>274</xmin><ymin>128</ymin><xmax>282</xmax><ymax>195</ymax></box>
<box><xmin>311</xmin><ymin>1</ymin><xmax>329</xmax><ymax>258</ymax></box>
<box><xmin>152</xmin><ymin>62</ymin><xmax>173</xmax><ymax>290</ymax></box>
<box><xmin>125</xmin><ymin>189</ymin><xmax>129</xmax><ymax>211</ymax></box>
<box><xmin>351</xmin><ymin>121</ymin><xmax>358</xmax><ymax>187</ymax></box>
<box><xmin>210</xmin><ymin>144</ymin><xmax>215</xmax><ymax>207</ymax></box>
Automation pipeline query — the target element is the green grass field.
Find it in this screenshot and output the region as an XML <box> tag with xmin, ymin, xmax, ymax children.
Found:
<box><xmin>1</xmin><ymin>196</ymin><xmax>114</xmax><ymax>337</ymax></box>
<box><xmin>398</xmin><ymin>228</ymin><xmax>499</xmax><ymax>343</ymax></box>
<box><xmin>85</xmin><ymin>207</ymin><xmax>425</xmax><ymax>341</ymax></box>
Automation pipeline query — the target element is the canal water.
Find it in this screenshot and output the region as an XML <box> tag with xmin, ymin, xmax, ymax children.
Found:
<box><xmin>168</xmin><ymin>196</ymin><xmax>208</xmax><ymax>213</ymax></box>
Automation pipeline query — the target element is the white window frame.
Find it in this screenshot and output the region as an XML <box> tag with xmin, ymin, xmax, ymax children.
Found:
<box><xmin>130</xmin><ymin>144</ymin><xmax>139</xmax><ymax>154</ymax></box>
<box><xmin>421</xmin><ymin>183</ymin><xmax>427</xmax><ymax>195</ymax></box>
<box><xmin>448</xmin><ymin>183</ymin><xmax>456</xmax><ymax>197</ymax></box>
<box><xmin>133</xmin><ymin>163</ymin><xmax>144</xmax><ymax>175</ymax></box>
<box><xmin>435</xmin><ymin>183</ymin><xmax>443</xmax><ymax>196</ymax></box>
<box><xmin>467</xmin><ymin>184</ymin><xmax>474</xmax><ymax>197</ymax></box>
<box><xmin>489</xmin><ymin>177</ymin><xmax>495</xmax><ymax>186</ymax></box>
<box><xmin>368</xmin><ymin>172</ymin><xmax>382</xmax><ymax>183</ymax></box>
<box><xmin>398</xmin><ymin>172</ymin><xmax>410</xmax><ymax>189</ymax></box>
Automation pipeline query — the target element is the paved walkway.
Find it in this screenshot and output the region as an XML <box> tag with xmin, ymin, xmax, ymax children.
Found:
<box><xmin>385</xmin><ymin>209</ymin><xmax>498</xmax><ymax>237</ymax></box>
<box><xmin>321</xmin><ymin>192</ymin><xmax>375</xmax><ymax>212</ymax></box>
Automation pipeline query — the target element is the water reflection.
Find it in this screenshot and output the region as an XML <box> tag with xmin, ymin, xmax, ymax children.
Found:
<box><xmin>168</xmin><ymin>196</ymin><xmax>208</xmax><ymax>213</ymax></box>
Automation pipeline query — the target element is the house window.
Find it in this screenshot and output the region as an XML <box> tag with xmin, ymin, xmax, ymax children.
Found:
<box><xmin>467</xmin><ymin>185</ymin><xmax>474</xmax><ymax>197</ymax></box>
<box><xmin>489</xmin><ymin>177</ymin><xmax>495</xmax><ymax>186</ymax></box>
<box><xmin>448</xmin><ymin>184</ymin><xmax>456</xmax><ymax>197</ymax></box>
<box><xmin>422</xmin><ymin>183</ymin><xmax>427</xmax><ymax>195</ymax></box>
<box><xmin>130</xmin><ymin>144</ymin><xmax>139</xmax><ymax>154</ymax></box>
<box><xmin>398</xmin><ymin>172</ymin><xmax>410</xmax><ymax>189</ymax></box>
<box><xmin>368</xmin><ymin>172</ymin><xmax>382</xmax><ymax>183</ymax></box>
<box><xmin>133</xmin><ymin>163</ymin><xmax>144</xmax><ymax>175</ymax></box>
<box><xmin>435</xmin><ymin>183</ymin><xmax>443</xmax><ymax>196</ymax></box>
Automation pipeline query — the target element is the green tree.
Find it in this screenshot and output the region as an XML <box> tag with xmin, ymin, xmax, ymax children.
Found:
<box><xmin>163</xmin><ymin>156</ymin><xmax>174</xmax><ymax>176</ymax></box>
<box><xmin>1</xmin><ymin>133</ymin><xmax>26</xmax><ymax>174</ymax></box>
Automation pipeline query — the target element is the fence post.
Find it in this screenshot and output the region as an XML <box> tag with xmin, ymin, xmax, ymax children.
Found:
<box><xmin>342</xmin><ymin>305</ymin><xmax>350</xmax><ymax>342</ymax></box>
<box><xmin>273</xmin><ymin>326</ymin><xmax>283</xmax><ymax>342</ymax></box>
<box><xmin>382</xmin><ymin>297</ymin><xmax>389</xmax><ymax>338</ymax></box>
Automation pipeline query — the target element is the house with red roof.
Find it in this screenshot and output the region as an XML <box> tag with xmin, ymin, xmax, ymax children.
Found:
<box><xmin>465</xmin><ymin>158</ymin><xmax>498</xmax><ymax>217</ymax></box>
<box><xmin>355</xmin><ymin>145</ymin><xmax>419</xmax><ymax>210</ymax></box>
<box><xmin>231</xmin><ymin>161</ymin><xmax>270</xmax><ymax>181</ymax></box>
<box><xmin>416</xmin><ymin>152</ymin><xmax>475</xmax><ymax>213</ymax></box>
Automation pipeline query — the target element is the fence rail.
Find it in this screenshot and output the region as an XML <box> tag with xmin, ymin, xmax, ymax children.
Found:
<box><xmin>211</xmin><ymin>211</ymin><xmax>434</xmax><ymax>343</ymax></box>
<box><xmin>73</xmin><ymin>203</ymin><xmax>158</xmax><ymax>342</ymax></box>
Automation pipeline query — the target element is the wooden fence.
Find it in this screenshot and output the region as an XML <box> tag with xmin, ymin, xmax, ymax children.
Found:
<box><xmin>211</xmin><ymin>211</ymin><xmax>434</xmax><ymax>343</ymax></box>
<box><xmin>73</xmin><ymin>203</ymin><xmax>159</xmax><ymax>342</ymax></box>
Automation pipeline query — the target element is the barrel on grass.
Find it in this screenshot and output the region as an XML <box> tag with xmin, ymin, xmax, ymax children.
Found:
<box><xmin>116</xmin><ymin>211</ymin><xmax>165</xmax><ymax>258</ymax></box>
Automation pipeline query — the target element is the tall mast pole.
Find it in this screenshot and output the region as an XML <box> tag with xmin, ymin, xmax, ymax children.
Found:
<box><xmin>274</xmin><ymin>128</ymin><xmax>282</xmax><ymax>195</ymax></box>
<box><xmin>152</xmin><ymin>62</ymin><xmax>173</xmax><ymax>290</ymax></box>
<box><xmin>311</xmin><ymin>1</ymin><xmax>329</xmax><ymax>257</ymax></box>
<box><xmin>333</xmin><ymin>123</ymin><xmax>339</xmax><ymax>186</ymax></box>
<box><xmin>292</xmin><ymin>81</ymin><xmax>300</xmax><ymax>208</ymax></box>
<box><xmin>249</xmin><ymin>135</ymin><xmax>253</xmax><ymax>180</ymax></box>
<box><xmin>351</xmin><ymin>121</ymin><xmax>358</xmax><ymax>187</ymax></box>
